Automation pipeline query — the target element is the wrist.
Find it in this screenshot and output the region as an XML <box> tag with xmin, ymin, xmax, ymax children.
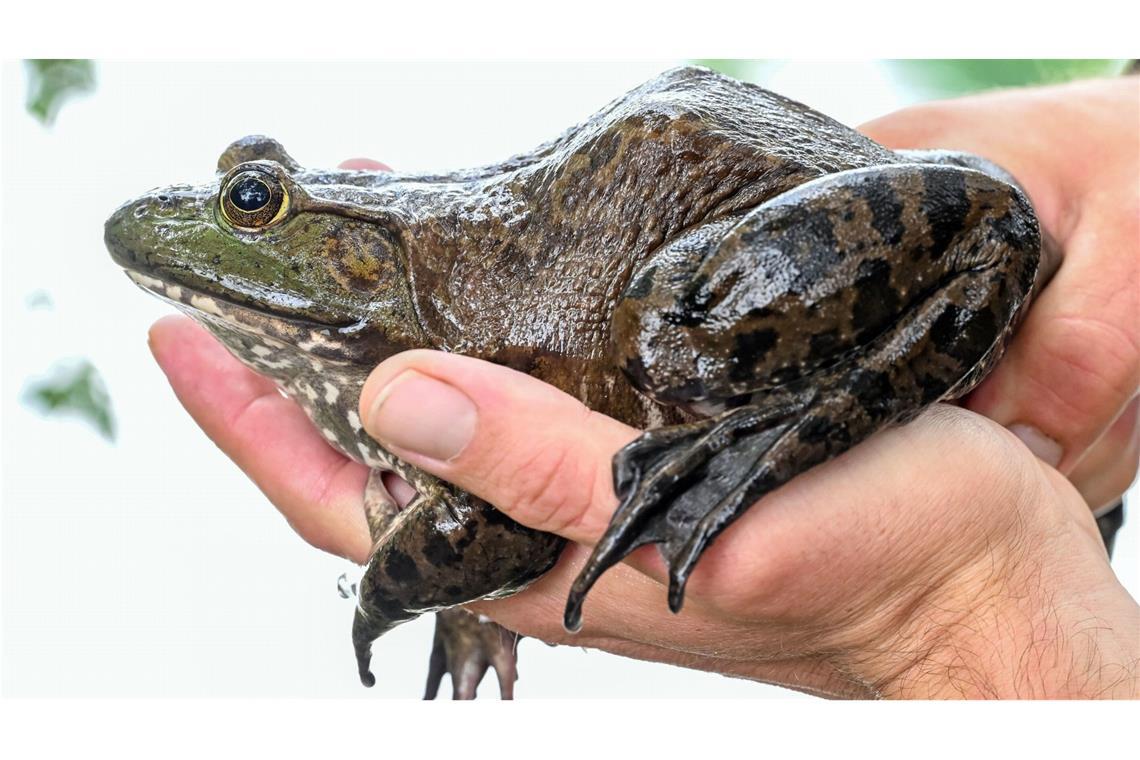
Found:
<box><xmin>885</xmin><ymin>569</ymin><xmax>1138</xmax><ymax>698</ymax></box>
<box><xmin>848</xmin><ymin>480</ymin><xmax>1139</xmax><ymax>699</ymax></box>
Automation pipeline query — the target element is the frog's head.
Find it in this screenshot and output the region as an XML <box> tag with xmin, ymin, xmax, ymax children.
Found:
<box><xmin>105</xmin><ymin>136</ymin><xmax>423</xmax><ymax>367</ymax></box>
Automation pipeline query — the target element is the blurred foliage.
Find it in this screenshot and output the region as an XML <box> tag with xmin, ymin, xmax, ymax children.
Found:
<box><xmin>24</xmin><ymin>59</ymin><xmax>96</xmax><ymax>126</ymax></box>
<box><xmin>24</xmin><ymin>359</ymin><xmax>117</xmax><ymax>441</ymax></box>
<box><xmin>692</xmin><ymin>59</ymin><xmax>775</xmax><ymax>84</ymax></box>
<box><xmin>26</xmin><ymin>290</ymin><xmax>54</xmax><ymax>309</ymax></box>
<box><xmin>694</xmin><ymin>59</ymin><xmax>1132</xmax><ymax>100</ymax></box>
<box><xmin>885</xmin><ymin>59</ymin><xmax>1132</xmax><ymax>100</ymax></box>
<box><xmin>22</xmin><ymin>61</ymin><xmax>109</xmax><ymax>442</ymax></box>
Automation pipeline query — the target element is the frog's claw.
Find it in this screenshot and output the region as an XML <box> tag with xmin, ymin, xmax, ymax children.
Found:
<box><xmin>423</xmin><ymin>609</ymin><xmax>520</xmax><ymax>700</ymax></box>
<box><xmin>564</xmin><ymin>398</ymin><xmax>810</xmax><ymax>631</ymax></box>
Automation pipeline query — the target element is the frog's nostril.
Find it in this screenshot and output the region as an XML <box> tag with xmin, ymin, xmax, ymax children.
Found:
<box><xmin>133</xmin><ymin>205</ymin><xmax>148</xmax><ymax>218</ymax></box>
<box><xmin>156</xmin><ymin>194</ymin><xmax>171</xmax><ymax>203</ymax></box>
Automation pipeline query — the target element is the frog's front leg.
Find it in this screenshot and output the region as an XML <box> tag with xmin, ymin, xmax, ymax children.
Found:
<box><xmin>565</xmin><ymin>162</ymin><xmax>1040</xmax><ymax>629</ymax></box>
<box><xmin>353</xmin><ymin>473</ymin><xmax>563</xmax><ymax>695</ymax></box>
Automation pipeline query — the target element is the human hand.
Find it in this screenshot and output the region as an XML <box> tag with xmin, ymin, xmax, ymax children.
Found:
<box><xmin>351</xmin><ymin>349</ymin><xmax>1139</xmax><ymax>698</ymax></box>
<box><xmin>860</xmin><ymin>76</ymin><xmax>1140</xmax><ymax>511</ymax></box>
<box><xmin>149</xmin><ymin>317</ymin><xmax>1139</xmax><ymax>698</ymax></box>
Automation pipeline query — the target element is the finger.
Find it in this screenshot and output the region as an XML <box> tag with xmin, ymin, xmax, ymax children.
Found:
<box><xmin>357</xmin><ymin>349</ymin><xmax>639</xmax><ymax>547</ymax></box>
<box><xmin>338</xmin><ymin>158</ymin><xmax>392</xmax><ymax>171</ymax></box>
<box><xmin>1068</xmin><ymin>396</ymin><xmax>1140</xmax><ymax>512</ymax></box>
<box><xmin>963</xmin><ymin>208</ymin><xmax>1140</xmax><ymax>473</ymax></box>
<box><xmin>148</xmin><ymin>315</ymin><xmax>373</xmax><ymax>563</ymax></box>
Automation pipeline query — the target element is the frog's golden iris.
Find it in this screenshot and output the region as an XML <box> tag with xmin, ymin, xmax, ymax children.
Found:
<box><xmin>219</xmin><ymin>167</ymin><xmax>289</xmax><ymax>230</ymax></box>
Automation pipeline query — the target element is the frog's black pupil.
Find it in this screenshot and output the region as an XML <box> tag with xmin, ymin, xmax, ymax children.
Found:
<box><xmin>230</xmin><ymin>177</ymin><xmax>271</xmax><ymax>212</ymax></box>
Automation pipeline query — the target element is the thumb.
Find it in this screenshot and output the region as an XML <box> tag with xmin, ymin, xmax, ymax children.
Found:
<box><xmin>357</xmin><ymin>349</ymin><xmax>639</xmax><ymax>545</ymax></box>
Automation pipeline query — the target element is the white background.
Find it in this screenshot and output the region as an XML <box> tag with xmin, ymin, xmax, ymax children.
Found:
<box><xmin>2</xmin><ymin>60</ymin><xmax>1136</xmax><ymax>699</ymax></box>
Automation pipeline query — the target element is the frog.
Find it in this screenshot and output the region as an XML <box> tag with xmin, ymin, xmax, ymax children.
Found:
<box><xmin>104</xmin><ymin>65</ymin><xmax>1042</xmax><ymax>699</ymax></box>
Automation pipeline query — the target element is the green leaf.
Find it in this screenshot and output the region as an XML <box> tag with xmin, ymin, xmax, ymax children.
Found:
<box><xmin>885</xmin><ymin>59</ymin><xmax>1132</xmax><ymax>100</ymax></box>
<box><xmin>24</xmin><ymin>359</ymin><xmax>117</xmax><ymax>441</ymax></box>
<box><xmin>24</xmin><ymin>59</ymin><xmax>96</xmax><ymax>126</ymax></box>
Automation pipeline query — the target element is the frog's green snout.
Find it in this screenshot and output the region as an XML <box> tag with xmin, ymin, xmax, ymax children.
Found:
<box><xmin>104</xmin><ymin>199</ymin><xmax>144</xmax><ymax>269</ymax></box>
<box><xmin>105</xmin><ymin>189</ymin><xmax>204</xmax><ymax>271</ymax></box>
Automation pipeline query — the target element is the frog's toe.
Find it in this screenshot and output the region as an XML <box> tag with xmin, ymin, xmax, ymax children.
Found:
<box><xmin>565</xmin><ymin>399</ymin><xmax>809</xmax><ymax>630</ymax></box>
<box><xmin>423</xmin><ymin>609</ymin><xmax>520</xmax><ymax>700</ymax></box>
<box><xmin>612</xmin><ymin>420</ymin><xmax>711</xmax><ymax>501</ymax></box>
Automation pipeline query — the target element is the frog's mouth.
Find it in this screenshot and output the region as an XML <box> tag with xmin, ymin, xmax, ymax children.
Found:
<box><xmin>123</xmin><ymin>269</ymin><xmax>371</xmax><ymax>361</ymax></box>
<box><xmin>125</xmin><ymin>269</ymin><xmax>357</xmax><ymax>330</ymax></box>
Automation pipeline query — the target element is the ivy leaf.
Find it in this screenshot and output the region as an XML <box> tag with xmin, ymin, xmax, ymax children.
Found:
<box><xmin>24</xmin><ymin>59</ymin><xmax>96</xmax><ymax>126</ymax></box>
<box><xmin>24</xmin><ymin>359</ymin><xmax>117</xmax><ymax>441</ymax></box>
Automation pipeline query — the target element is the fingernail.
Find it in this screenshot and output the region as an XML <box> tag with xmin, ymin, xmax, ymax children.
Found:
<box><xmin>1008</xmin><ymin>424</ymin><xmax>1063</xmax><ymax>467</ymax></box>
<box><xmin>365</xmin><ymin>370</ymin><xmax>476</xmax><ymax>461</ymax></box>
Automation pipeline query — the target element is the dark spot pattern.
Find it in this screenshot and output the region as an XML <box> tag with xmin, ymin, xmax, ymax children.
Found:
<box><xmin>922</xmin><ymin>168</ymin><xmax>970</xmax><ymax>259</ymax></box>
<box><xmin>797</xmin><ymin>415</ymin><xmax>835</xmax><ymax>445</ymax></box>
<box><xmin>809</xmin><ymin>329</ymin><xmax>842</xmax><ymax>356</ymax></box>
<box><xmin>663</xmin><ymin>274</ymin><xmax>712</xmax><ymax>327</ymax></box>
<box><xmin>851</xmin><ymin>257</ymin><xmax>900</xmax><ymax>340</ymax></box>
<box><xmin>861</xmin><ymin>178</ymin><xmax>905</xmax><ymax>246</ymax></box>
<box><xmin>948</xmin><ymin>304</ymin><xmax>999</xmax><ymax>365</ymax></box>
<box><xmin>729</xmin><ymin>328</ymin><xmax>779</xmax><ymax>382</ymax></box>
<box><xmin>423</xmin><ymin>533</ymin><xmax>462</xmax><ymax>567</ymax></box>
<box><xmin>779</xmin><ymin>207</ymin><xmax>839</xmax><ymax>285</ymax></box>
<box><xmin>847</xmin><ymin>368</ymin><xmax>894</xmax><ymax>417</ymax></box>
<box><xmin>929</xmin><ymin>303</ymin><xmax>962</xmax><ymax>348</ymax></box>
<box><xmin>383</xmin><ymin>549</ymin><xmax>421</xmax><ymax>584</ymax></box>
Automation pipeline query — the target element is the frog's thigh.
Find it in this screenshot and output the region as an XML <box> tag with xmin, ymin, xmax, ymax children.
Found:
<box><xmin>566</xmin><ymin>165</ymin><xmax>1040</xmax><ymax>625</ymax></box>
<box><xmin>612</xmin><ymin>163</ymin><xmax>1040</xmax><ymax>406</ymax></box>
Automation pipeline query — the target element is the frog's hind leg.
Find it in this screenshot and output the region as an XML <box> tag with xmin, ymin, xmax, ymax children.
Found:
<box><xmin>565</xmin><ymin>162</ymin><xmax>1040</xmax><ymax>629</ymax></box>
<box><xmin>423</xmin><ymin>609</ymin><xmax>520</xmax><ymax>700</ymax></box>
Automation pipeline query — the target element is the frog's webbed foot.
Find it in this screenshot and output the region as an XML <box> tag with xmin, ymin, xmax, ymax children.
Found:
<box><xmin>564</xmin><ymin>396</ymin><xmax>812</xmax><ymax>630</ymax></box>
<box><xmin>423</xmin><ymin>609</ymin><xmax>520</xmax><ymax>700</ymax></box>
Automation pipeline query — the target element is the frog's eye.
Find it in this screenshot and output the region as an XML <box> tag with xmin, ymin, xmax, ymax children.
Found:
<box><xmin>220</xmin><ymin>169</ymin><xmax>289</xmax><ymax>230</ymax></box>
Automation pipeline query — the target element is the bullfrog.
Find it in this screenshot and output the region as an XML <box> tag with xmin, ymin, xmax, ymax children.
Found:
<box><xmin>104</xmin><ymin>65</ymin><xmax>1041</xmax><ymax>698</ymax></box>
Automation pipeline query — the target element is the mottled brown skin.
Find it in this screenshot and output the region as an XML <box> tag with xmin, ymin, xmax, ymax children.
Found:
<box><xmin>104</xmin><ymin>66</ymin><xmax>1040</xmax><ymax>697</ymax></box>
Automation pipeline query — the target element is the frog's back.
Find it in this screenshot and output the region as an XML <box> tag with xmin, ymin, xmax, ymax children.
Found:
<box><xmin>518</xmin><ymin>66</ymin><xmax>899</xmax><ymax>238</ymax></box>
<box><xmin>411</xmin><ymin>66</ymin><xmax>899</xmax><ymax>369</ymax></box>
